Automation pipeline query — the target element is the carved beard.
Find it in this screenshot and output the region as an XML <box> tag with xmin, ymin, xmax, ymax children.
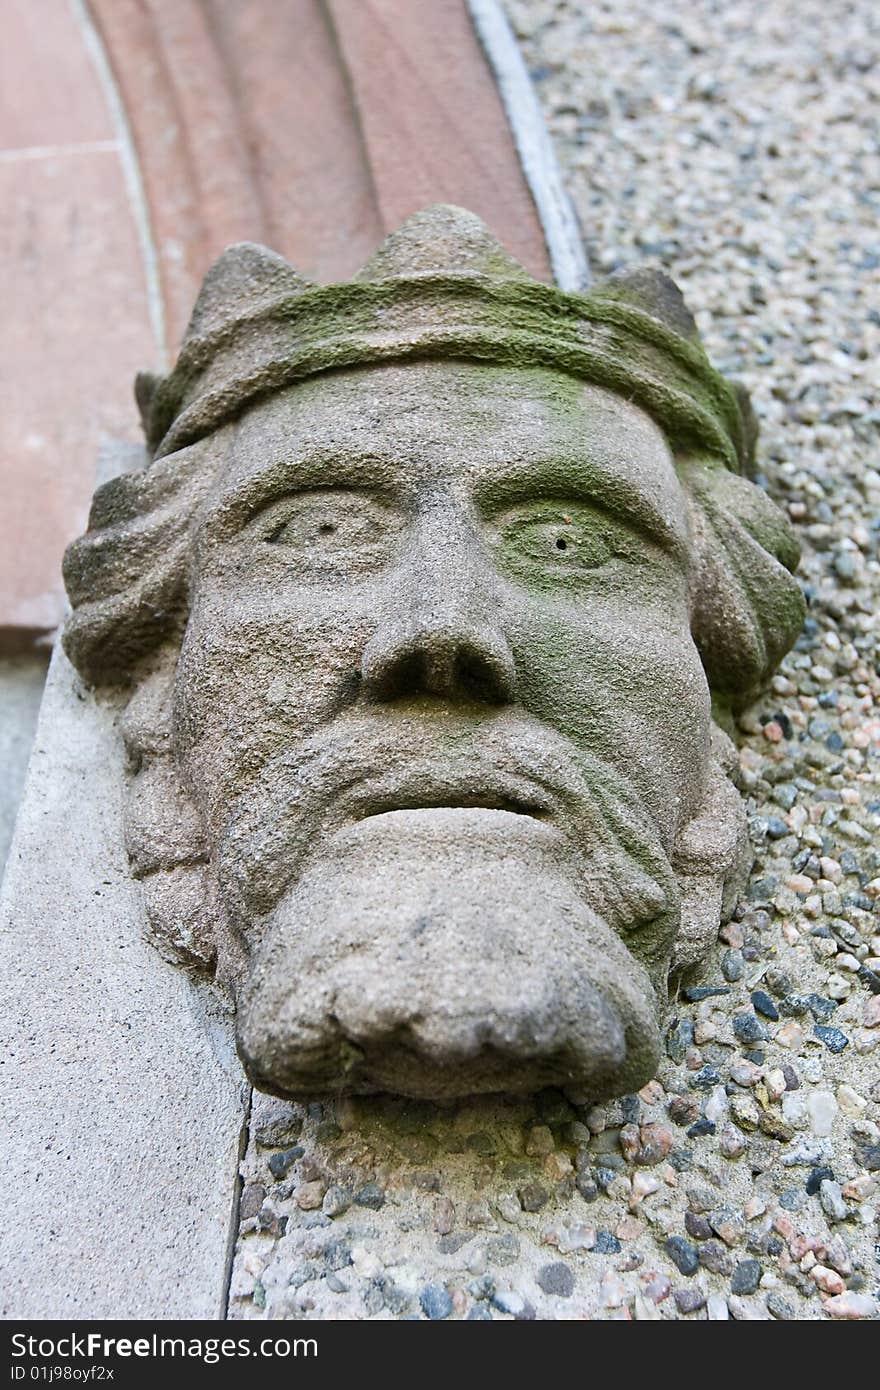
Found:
<box><xmin>122</xmin><ymin>676</ymin><xmax>750</xmax><ymax>1101</ymax></box>
<box><xmin>217</xmin><ymin>708</ymin><xmax>682</xmax><ymax>963</ymax></box>
<box><xmin>212</xmin><ymin>711</ymin><xmax>737</xmax><ymax>1100</ymax></box>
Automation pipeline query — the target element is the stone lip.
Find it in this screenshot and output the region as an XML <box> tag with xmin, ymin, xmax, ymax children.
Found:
<box><xmin>236</xmin><ymin>807</ymin><xmax>662</xmax><ymax>1102</ymax></box>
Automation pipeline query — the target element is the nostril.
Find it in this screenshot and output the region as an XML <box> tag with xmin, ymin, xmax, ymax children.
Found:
<box><xmin>377</xmin><ymin>650</ymin><xmax>424</xmax><ymax>701</ymax></box>
<box><xmin>361</xmin><ymin>626</ymin><xmax>516</xmax><ymax>705</ymax></box>
<box><xmin>456</xmin><ymin>651</ymin><xmax>512</xmax><ymax>704</ymax></box>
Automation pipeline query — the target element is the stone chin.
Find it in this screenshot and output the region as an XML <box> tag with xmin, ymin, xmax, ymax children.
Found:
<box><xmin>235</xmin><ymin>807</ymin><xmax>663</xmax><ymax>1102</ymax></box>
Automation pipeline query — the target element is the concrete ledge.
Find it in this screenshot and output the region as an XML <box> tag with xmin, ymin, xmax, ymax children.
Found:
<box><xmin>0</xmin><ymin>642</ymin><xmax>246</xmax><ymax>1319</ymax></box>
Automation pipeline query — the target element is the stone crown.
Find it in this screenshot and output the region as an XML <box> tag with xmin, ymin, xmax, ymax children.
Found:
<box><xmin>137</xmin><ymin>205</ymin><xmax>751</xmax><ymax>473</ymax></box>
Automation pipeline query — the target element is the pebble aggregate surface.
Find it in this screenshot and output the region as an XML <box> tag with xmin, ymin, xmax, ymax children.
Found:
<box><xmin>229</xmin><ymin>0</ymin><xmax>879</xmax><ymax>1320</ymax></box>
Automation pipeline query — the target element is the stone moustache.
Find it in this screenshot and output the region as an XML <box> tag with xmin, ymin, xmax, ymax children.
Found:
<box><xmin>62</xmin><ymin>206</ymin><xmax>805</xmax><ymax>1102</ymax></box>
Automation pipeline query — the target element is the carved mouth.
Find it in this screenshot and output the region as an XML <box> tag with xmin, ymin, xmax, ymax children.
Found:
<box><xmin>343</xmin><ymin>774</ymin><xmax>555</xmax><ymax>826</ymax></box>
<box><xmin>352</xmin><ymin>790</ymin><xmax>551</xmax><ymax>821</ymax></box>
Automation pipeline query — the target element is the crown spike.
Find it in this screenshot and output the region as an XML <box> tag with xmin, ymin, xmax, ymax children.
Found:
<box><xmin>184</xmin><ymin>242</ymin><xmax>313</xmax><ymax>342</ymax></box>
<box><xmin>354</xmin><ymin>204</ymin><xmax>531</xmax><ymax>282</ymax></box>
<box><xmin>592</xmin><ymin>267</ymin><xmax>699</xmax><ymax>340</ymax></box>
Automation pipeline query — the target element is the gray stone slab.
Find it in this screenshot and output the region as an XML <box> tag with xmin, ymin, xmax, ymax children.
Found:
<box><xmin>0</xmin><ymin>643</ymin><xmax>247</xmax><ymax>1319</ymax></box>
<box><xmin>0</xmin><ymin>651</ymin><xmax>49</xmax><ymax>881</ymax></box>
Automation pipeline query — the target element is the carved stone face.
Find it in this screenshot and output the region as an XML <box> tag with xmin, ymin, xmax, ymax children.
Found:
<box><xmin>172</xmin><ymin>359</ymin><xmax>718</xmax><ymax>1099</ymax></box>
<box><xmin>62</xmin><ymin>208</ymin><xmax>804</xmax><ymax>1103</ymax></box>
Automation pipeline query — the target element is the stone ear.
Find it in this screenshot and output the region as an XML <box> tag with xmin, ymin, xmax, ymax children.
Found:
<box><xmin>685</xmin><ymin>463</ymin><xmax>806</xmax><ymax>707</ymax></box>
<box><xmin>62</xmin><ymin>435</ymin><xmax>220</xmax><ymax>686</ymax></box>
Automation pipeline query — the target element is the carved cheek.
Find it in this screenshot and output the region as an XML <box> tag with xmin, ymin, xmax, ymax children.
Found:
<box><xmin>173</xmin><ymin>570</ymin><xmax>380</xmax><ymax>826</ymax></box>
<box><xmin>508</xmin><ymin>580</ymin><xmax>711</xmax><ymax>834</ymax></box>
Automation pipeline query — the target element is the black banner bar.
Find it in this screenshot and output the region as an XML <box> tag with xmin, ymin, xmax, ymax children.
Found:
<box><xmin>0</xmin><ymin>1320</ymin><xmax>557</xmax><ymax>1386</ymax></box>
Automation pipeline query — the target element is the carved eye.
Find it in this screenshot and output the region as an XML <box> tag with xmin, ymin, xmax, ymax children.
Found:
<box><xmin>250</xmin><ymin>491</ymin><xmax>402</xmax><ymax>573</ymax></box>
<box><xmin>495</xmin><ymin>503</ymin><xmax>628</xmax><ymax>581</ymax></box>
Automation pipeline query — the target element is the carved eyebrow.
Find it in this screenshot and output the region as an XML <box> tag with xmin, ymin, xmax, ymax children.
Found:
<box><xmin>203</xmin><ymin>439</ymin><xmax>689</xmax><ymax>560</ymax></box>
<box><xmin>201</xmin><ymin>449</ymin><xmax>397</xmax><ymax>533</ymax></box>
<box><xmin>473</xmin><ymin>455</ymin><xmax>689</xmax><ymax>560</ymax></box>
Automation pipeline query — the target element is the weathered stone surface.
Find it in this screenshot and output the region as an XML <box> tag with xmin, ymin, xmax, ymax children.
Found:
<box><xmin>0</xmin><ymin>631</ymin><xmax>246</xmax><ymax>1318</ymax></box>
<box><xmin>61</xmin><ymin>206</ymin><xmax>803</xmax><ymax>1105</ymax></box>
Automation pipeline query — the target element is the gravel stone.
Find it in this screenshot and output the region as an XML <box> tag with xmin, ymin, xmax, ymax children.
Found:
<box><xmin>295</xmin><ymin>1181</ymin><xmax>326</xmax><ymax>1210</ymax></box>
<box><xmin>491</xmin><ymin>1290</ymin><xmax>535</xmax><ymax>1319</ymax></box>
<box><xmin>779</xmin><ymin>1187</ymin><xmax>806</xmax><ymax>1211</ymax></box>
<box><xmin>706</xmin><ymin>1294</ymin><xmax>729</xmax><ymax>1321</ymax></box>
<box><xmin>674</xmin><ymin>1288</ymin><xmax>707</xmax><ymax>1314</ymax></box>
<box><xmin>354</xmin><ymin>1182</ymin><xmax>386</xmax><ymax>1210</ymax></box>
<box><xmin>683</xmin><ymin>983</ymin><xmax>732</xmax><ymax>999</ymax></box>
<box><xmin>419</xmin><ymin>1285</ymin><xmax>452</xmax><ymax>1320</ymax></box>
<box><xmin>733</xmin><ymin>1013</ymin><xmax>770</xmax><ymax>1045</ymax></box>
<box><xmin>699</xmin><ymin>1242</ymin><xmax>735</xmax><ymax>1276</ymax></box>
<box><xmin>819</xmin><ymin>1179</ymin><xmax>848</xmax><ymax>1223</ymax></box>
<box><xmin>814</xmin><ymin>1025</ymin><xmax>849</xmax><ymax>1053</ymax></box>
<box><xmin>666</xmin><ymin>1018</ymin><xmax>694</xmax><ymax>1062</ymax></box>
<box><xmin>485</xmin><ymin>1234</ymin><xmax>520</xmax><ymax>1266</ymax></box>
<box><xmin>766</xmin><ymin>1292</ymin><xmax>798</xmax><ymax>1320</ymax></box>
<box><xmin>690</xmin><ymin>1066</ymin><xmax>722</xmax><ymax>1090</ymax></box>
<box><xmin>517</xmin><ymin>1182</ymin><xmax>549</xmax><ymax>1212</ymax></box>
<box><xmin>684</xmin><ymin>1212</ymin><xmax>713</xmax><ymax>1241</ymax></box>
<box><xmin>665</xmin><ymin>1236</ymin><xmax>699</xmax><ymax>1275</ymax></box>
<box><xmin>575</xmin><ymin>1174</ymin><xmax>599</xmax><ymax>1202</ymax></box>
<box><xmin>730</xmin><ymin>1259</ymin><xmax>763</xmax><ymax>1295</ymax></box>
<box><xmin>806</xmin><ymin>995</ymin><xmax>838</xmax><ymax>1023</ymax></box>
<box><xmin>823</xmin><ymin>1293</ymin><xmax>879</xmax><ymax>1320</ymax></box>
<box><xmin>267</xmin><ymin>1147</ymin><xmax>303</xmax><ymax>1180</ymax></box>
<box><xmin>537</xmin><ymin>1262</ymin><xmax>575</xmax><ymax>1297</ymax></box>
<box><xmin>321</xmin><ymin>1185</ymin><xmax>352</xmax><ymax>1218</ymax></box>
<box><xmin>750</xmin><ymin>990</ymin><xmax>780</xmax><ymax>1020</ymax></box>
<box><xmin>857</xmin><ymin>1144</ymin><xmax>880</xmax><ymax>1172</ymax></box>
<box><xmin>668</xmin><ymin>1094</ymin><xmax>701</xmax><ymax>1126</ymax></box>
<box><xmin>239</xmin><ymin>1184</ymin><xmax>265</xmax><ymax>1221</ymax></box>
<box><xmin>759</xmin><ymin>1112</ymin><xmax>795</xmax><ymax>1143</ymax></box>
<box><xmin>525</xmin><ymin>1124</ymin><xmax>555</xmax><ymax>1157</ymax></box>
<box><xmin>807</xmin><ymin>1091</ymin><xmax>838</xmax><ymax>1136</ymax></box>
<box><xmin>254</xmin><ymin>1112</ymin><xmax>303</xmax><ymax>1148</ymax></box>
<box><xmin>436</xmin><ymin>1234</ymin><xmax>471</xmax><ymax>1255</ymax></box>
<box><xmin>806</xmin><ymin>1166</ymin><xmax>835</xmax><ymax>1196</ymax></box>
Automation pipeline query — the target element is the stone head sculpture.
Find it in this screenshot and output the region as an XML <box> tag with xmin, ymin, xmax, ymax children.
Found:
<box><xmin>62</xmin><ymin>206</ymin><xmax>804</xmax><ymax>1103</ymax></box>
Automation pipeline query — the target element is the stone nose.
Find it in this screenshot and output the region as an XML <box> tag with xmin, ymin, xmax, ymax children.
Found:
<box><xmin>360</xmin><ymin>528</ymin><xmax>516</xmax><ymax>704</ymax></box>
<box><xmin>361</xmin><ymin>618</ymin><xmax>516</xmax><ymax>703</ymax></box>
